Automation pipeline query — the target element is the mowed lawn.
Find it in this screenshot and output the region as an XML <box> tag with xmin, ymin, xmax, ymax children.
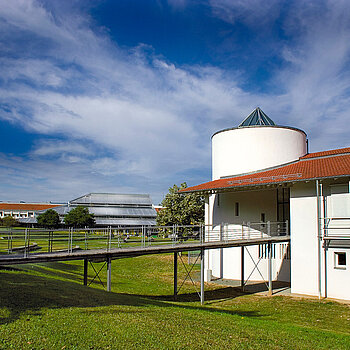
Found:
<box><xmin>0</xmin><ymin>254</ymin><xmax>349</xmax><ymax>349</ymax></box>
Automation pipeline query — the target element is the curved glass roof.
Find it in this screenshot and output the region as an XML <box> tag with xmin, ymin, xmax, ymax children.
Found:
<box><xmin>239</xmin><ymin>107</ymin><xmax>275</xmax><ymax>127</ymax></box>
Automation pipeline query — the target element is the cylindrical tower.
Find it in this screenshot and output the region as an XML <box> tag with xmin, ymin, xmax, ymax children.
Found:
<box><xmin>212</xmin><ymin>108</ymin><xmax>307</xmax><ymax>180</ymax></box>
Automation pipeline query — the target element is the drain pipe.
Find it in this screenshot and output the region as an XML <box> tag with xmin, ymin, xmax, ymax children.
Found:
<box><xmin>316</xmin><ymin>179</ymin><xmax>322</xmax><ymax>299</ymax></box>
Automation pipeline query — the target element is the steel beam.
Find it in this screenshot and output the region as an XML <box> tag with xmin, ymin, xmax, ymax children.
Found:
<box><xmin>107</xmin><ymin>257</ymin><xmax>112</xmax><ymax>292</ymax></box>
<box><xmin>316</xmin><ymin>179</ymin><xmax>322</xmax><ymax>299</ymax></box>
<box><xmin>200</xmin><ymin>248</ymin><xmax>204</xmax><ymax>305</ymax></box>
<box><xmin>268</xmin><ymin>242</ymin><xmax>272</xmax><ymax>296</ymax></box>
<box><xmin>241</xmin><ymin>246</ymin><xmax>244</xmax><ymax>291</ymax></box>
<box><xmin>83</xmin><ymin>259</ymin><xmax>88</xmax><ymax>286</ymax></box>
<box><xmin>174</xmin><ymin>252</ymin><xmax>178</xmax><ymax>300</ymax></box>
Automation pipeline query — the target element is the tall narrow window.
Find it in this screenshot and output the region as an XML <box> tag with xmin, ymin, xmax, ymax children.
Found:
<box><xmin>217</xmin><ymin>194</ymin><xmax>220</xmax><ymax>207</ymax></box>
<box><xmin>235</xmin><ymin>202</ymin><xmax>239</xmax><ymax>216</ymax></box>
<box><xmin>261</xmin><ymin>213</ymin><xmax>266</xmax><ymax>222</ymax></box>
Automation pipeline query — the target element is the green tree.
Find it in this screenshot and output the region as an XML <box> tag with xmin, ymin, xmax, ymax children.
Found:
<box><xmin>64</xmin><ymin>206</ymin><xmax>95</xmax><ymax>228</ymax></box>
<box><xmin>37</xmin><ymin>209</ymin><xmax>60</xmax><ymax>228</ymax></box>
<box><xmin>1</xmin><ymin>216</ymin><xmax>17</xmax><ymax>227</ymax></box>
<box><xmin>156</xmin><ymin>182</ymin><xmax>204</xmax><ymax>226</ymax></box>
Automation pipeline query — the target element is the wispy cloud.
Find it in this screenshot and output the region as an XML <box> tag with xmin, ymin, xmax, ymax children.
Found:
<box><xmin>0</xmin><ymin>0</ymin><xmax>350</xmax><ymax>203</ymax></box>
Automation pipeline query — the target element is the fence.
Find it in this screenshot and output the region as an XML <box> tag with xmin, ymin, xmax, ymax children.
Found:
<box><xmin>0</xmin><ymin>221</ymin><xmax>288</xmax><ymax>257</ymax></box>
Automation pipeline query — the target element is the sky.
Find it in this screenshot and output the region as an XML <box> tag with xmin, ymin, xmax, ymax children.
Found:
<box><xmin>1</xmin><ymin>0</ymin><xmax>350</xmax><ymax>205</ymax></box>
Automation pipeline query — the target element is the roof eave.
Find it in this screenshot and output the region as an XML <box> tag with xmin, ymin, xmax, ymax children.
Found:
<box><xmin>180</xmin><ymin>174</ymin><xmax>350</xmax><ymax>194</ymax></box>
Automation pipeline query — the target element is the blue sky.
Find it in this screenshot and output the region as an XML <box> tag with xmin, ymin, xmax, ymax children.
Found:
<box><xmin>1</xmin><ymin>0</ymin><xmax>350</xmax><ymax>204</ymax></box>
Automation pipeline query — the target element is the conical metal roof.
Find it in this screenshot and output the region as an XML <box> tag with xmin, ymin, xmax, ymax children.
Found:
<box><xmin>239</xmin><ymin>107</ymin><xmax>275</xmax><ymax>127</ymax></box>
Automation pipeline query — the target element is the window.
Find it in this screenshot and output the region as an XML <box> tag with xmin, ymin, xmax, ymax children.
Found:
<box><xmin>277</xmin><ymin>188</ymin><xmax>290</xmax><ymax>222</ymax></box>
<box><xmin>261</xmin><ymin>213</ymin><xmax>266</xmax><ymax>222</ymax></box>
<box><xmin>235</xmin><ymin>202</ymin><xmax>239</xmax><ymax>216</ymax></box>
<box><xmin>334</xmin><ymin>252</ymin><xmax>346</xmax><ymax>269</ymax></box>
<box><xmin>217</xmin><ymin>194</ymin><xmax>220</xmax><ymax>207</ymax></box>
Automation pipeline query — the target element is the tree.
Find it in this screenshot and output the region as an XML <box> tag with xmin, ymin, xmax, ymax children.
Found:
<box><xmin>64</xmin><ymin>206</ymin><xmax>95</xmax><ymax>228</ymax></box>
<box><xmin>156</xmin><ymin>182</ymin><xmax>204</xmax><ymax>227</ymax></box>
<box><xmin>37</xmin><ymin>209</ymin><xmax>60</xmax><ymax>228</ymax></box>
<box><xmin>1</xmin><ymin>216</ymin><xmax>17</xmax><ymax>227</ymax></box>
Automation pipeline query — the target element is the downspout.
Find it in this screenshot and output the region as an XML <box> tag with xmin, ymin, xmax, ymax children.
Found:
<box><xmin>316</xmin><ymin>180</ymin><xmax>322</xmax><ymax>299</ymax></box>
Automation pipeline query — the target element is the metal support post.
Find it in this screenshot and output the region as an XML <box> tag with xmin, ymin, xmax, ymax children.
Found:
<box><xmin>107</xmin><ymin>257</ymin><xmax>112</xmax><ymax>292</ymax></box>
<box><xmin>83</xmin><ymin>259</ymin><xmax>88</xmax><ymax>286</ymax></box>
<box><xmin>220</xmin><ymin>223</ymin><xmax>223</xmax><ymax>279</ymax></box>
<box><xmin>268</xmin><ymin>242</ymin><xmax>272</xmax><ymax>296</ymax></box>
<box><xmin>200</xmin><ymin>248</ymin><xmax>205</xmax><ymax>305</ymax></box>
<box><xmin>316</xmin><ymin>179</ymin><xmax>322</xmax><ymax>299</ymax></box>
<box><xmin>241</xmin><ymin>246</ymin><xmax>244</xmax><ymax>291</ymax></box>
<box><xmin>324</xmin><ymin>243</ymin><xmax>328</xmax><ymax>298</ymax></box>
<box><xmin>174</xmin><ymin>252</ymin><xmax>178</xmax><ymax>300</ymax></box>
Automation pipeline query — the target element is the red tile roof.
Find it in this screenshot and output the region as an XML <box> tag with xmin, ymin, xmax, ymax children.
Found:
<box><xmin>300</xmin><ymin>147</ymin><xmax>350</xmax><ymax>159</ymax></box>
<box><xmin>0</xmin><ymin>203</ymin><xmax>60</xmax><ymax>211</ymax></box>
<box><xmin>181</xmin><ymin>147</ymin><xmax>350</xmax><ymax>193</ymax></box>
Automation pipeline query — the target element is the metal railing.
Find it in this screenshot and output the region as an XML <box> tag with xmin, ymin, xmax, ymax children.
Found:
<box><xmin>0</xmin><ymin>221</ymin><xmax>288</xmax><ymax>257</ymax></box>
<box><xmin>322</xmin><ymin>217</ymin><xmax>350</xmax><ymax>239</ymax></box>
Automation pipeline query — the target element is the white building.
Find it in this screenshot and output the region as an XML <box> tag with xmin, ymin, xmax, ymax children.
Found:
<box><xmin>0</xmin><ymin>203</ymin><xmax>60</xmax><ymax>220</ymax></box>
<box><xmin>182</xmin><ymin>108</ymin><xmax>350</xmax><ymax>301</ymax></box>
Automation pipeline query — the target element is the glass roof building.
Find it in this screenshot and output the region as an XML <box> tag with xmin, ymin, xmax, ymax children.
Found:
<box><xmin>29</xmin><ymin>193</ymin><xmax>157</xmax><ymax>227</ymax></box>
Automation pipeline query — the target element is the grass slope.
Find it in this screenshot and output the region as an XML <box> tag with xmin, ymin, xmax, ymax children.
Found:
<box><xmin>0</xmin><ymin>255</ymin><xmax>349</xmax><ymax>349</ymax></box>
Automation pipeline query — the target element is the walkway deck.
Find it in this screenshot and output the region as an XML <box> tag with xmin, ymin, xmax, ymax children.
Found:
<box><xmin>0</xmin><ymin>235</ymin><xmax>290</xmax><ymax>265</ymax></box>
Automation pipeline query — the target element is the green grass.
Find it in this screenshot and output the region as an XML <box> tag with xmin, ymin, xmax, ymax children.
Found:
<box><xmin>0</xmin><ymin>254</ymin><xmax>349</xmax><ymax>349</ymax></box>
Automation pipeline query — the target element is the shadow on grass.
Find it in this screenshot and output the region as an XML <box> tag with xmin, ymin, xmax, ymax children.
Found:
<box><xmin>0</xmin><ymin>269</ymin><xmax>262</xmax><ymax>326</ymax></box>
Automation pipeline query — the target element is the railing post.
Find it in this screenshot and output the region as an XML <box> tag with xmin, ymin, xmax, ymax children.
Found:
<box><xmin>71</xmin><ymin>228</ymin><xmax>73</xmax><ymax>253</ymax></box>
<box><xmin>267</xmin><ymin>221</ymin><xmax>271</xmax><ymax>237</ymax></box>
<box><xmin>24</xmin><ymin>228</ymin><xmax>28</xmax><ymax>258</ymax></box>
<box><xmin>285</xmin><ymin>220</ymin><xmax>289</xmax><ymax>236</ymax></box>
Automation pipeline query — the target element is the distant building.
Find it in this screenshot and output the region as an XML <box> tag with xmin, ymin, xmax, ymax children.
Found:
<box><xmin>0</xmin><ymin>203</ymin><xmax>60</xmax><ymax>221</ymax></box>
<box><xmin>35</xmin><ymin>193</ymin><xmax>157</xmax><ymax>227</ymax></box>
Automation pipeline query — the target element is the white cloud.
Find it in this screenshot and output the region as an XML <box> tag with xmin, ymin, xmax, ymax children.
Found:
<box><xmin>0</xmin><ymin>0</ymin><xmax>350</xmax><ymax>203</ymax></box>
<box><xmin>209</xmin><ymin>0</ymin><xmax>281</xmax><ymax>25</ymax></box>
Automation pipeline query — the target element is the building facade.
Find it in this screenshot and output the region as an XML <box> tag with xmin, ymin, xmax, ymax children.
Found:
<box><xmin>0</xmin><ymin>203</ymin><xmax>60</xmax><ymax>221</ymax></box>
<box><xmin>182</xmin><ymin>108</ymin><xmax>350</xmax><ymax>301</ymax></box>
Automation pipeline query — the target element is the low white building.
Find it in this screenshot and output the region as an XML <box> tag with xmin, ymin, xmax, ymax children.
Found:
<box><xmin>182</xmin><ymin>107</ymin><xmax>350</xmax><ymax>301</ymax></box>
<box><xmin>0</xmin><ymin>203</ymin><xmax>60</xmax><ymax>220</ymax></box>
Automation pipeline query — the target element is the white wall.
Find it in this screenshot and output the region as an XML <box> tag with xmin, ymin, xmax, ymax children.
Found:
<box><xmin>212</xmin><ymin>190</ymin><xmax>277</xmax><ymax>226</ymax></box>
<box><xmin>290</xmin><ymin>182</ymin><xmax>320</xmax><ymax>296</ymax></box>
<box><xmin>205</xmin><ymin>190</ymin><xmax>290</xmax><ymax>283</ymax></box>
<box><xmin>212</xmin><ymin>126</ymin><xmax>307</xmax><ymax>180</ymax></box>
<box><xmin>326</xmin><ymin>248</ymin><xmax>350</xmax><ymax>300</ymax></box>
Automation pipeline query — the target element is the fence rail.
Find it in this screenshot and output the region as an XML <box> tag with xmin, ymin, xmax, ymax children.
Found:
<box><xmin>0</xmin><ymin>221</ymin><xmax>288</xmax><ymax>257</ymax></box>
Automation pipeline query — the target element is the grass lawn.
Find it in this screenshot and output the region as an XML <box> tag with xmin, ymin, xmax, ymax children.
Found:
<box><xmin>0</xmin><ymin>254</ymin><xmax>349</xmax><ymax>349</ymax></box>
